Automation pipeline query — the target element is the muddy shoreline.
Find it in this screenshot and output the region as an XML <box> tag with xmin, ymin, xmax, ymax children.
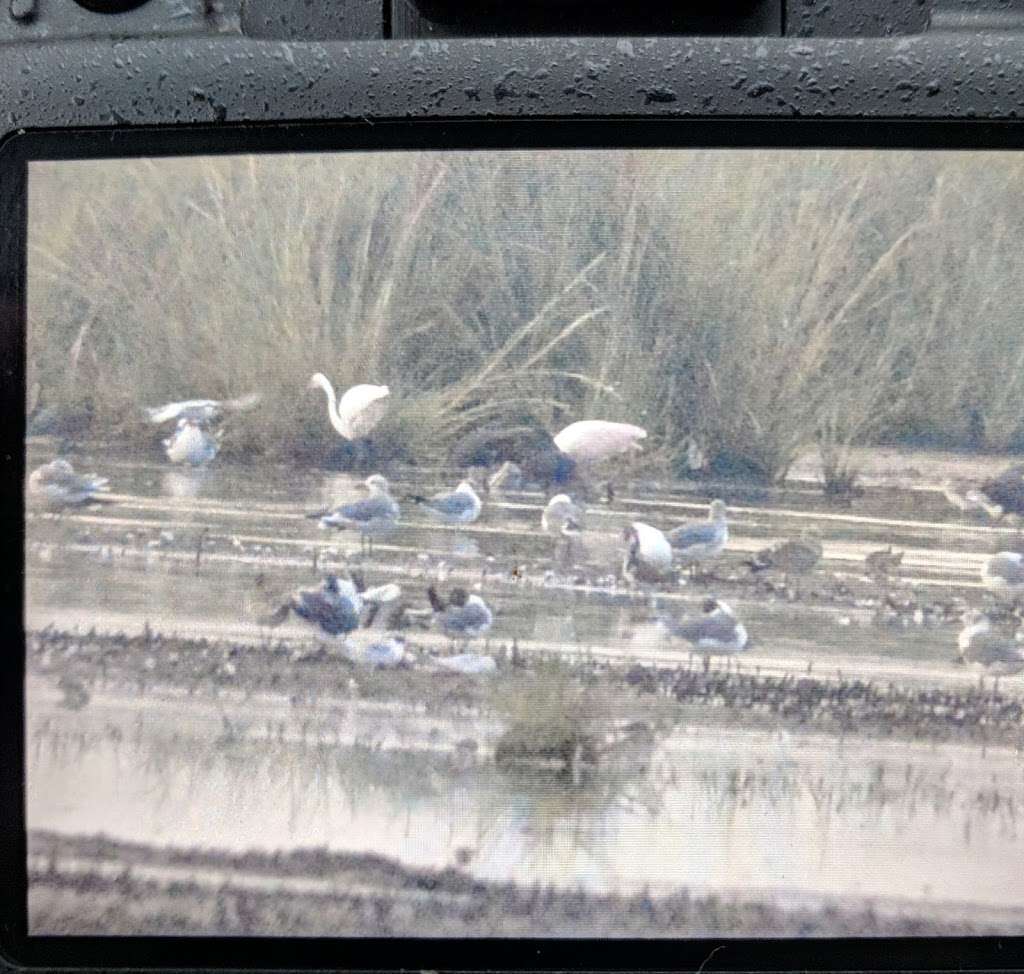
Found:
<box><xmin>28</xmin><ymin>625</ymin><xmax>1024</xmax><ymax>750</ymax></box>
<box><xmin>28</xmin><ymin>831</ymin><xmax>1024</xmax><ymax>938</ymax></box>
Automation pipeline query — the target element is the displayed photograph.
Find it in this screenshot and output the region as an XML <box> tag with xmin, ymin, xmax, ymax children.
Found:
<box><xmin>24</xmin><ymin>147</ymin><xmax>1024</xmax><ymax>937</ymax></box>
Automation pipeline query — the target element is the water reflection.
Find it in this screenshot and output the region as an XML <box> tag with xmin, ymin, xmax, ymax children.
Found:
<box><xmin>25</xmin><ymin>705</ymin><xmax>1024</xmax><ymax>907</ymax></box>
<box><xmin>161</xmin><ymin>467</ymin><xmax>216</xmax><ymax>500</ymax></box>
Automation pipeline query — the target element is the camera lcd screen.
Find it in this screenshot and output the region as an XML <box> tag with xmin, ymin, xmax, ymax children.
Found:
<box><xmin>23</xmin><ymin>145</ymin><xmax>1024</xmax><ymax>940</ymax></box>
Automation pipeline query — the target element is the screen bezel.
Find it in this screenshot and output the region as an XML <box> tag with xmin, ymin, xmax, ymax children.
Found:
<box><xmin>3</xmin><ymin>117</ymin><xmax>1024</xmax><ymax>972</ymax></box>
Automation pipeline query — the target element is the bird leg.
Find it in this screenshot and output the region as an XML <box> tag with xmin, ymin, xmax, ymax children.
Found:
<box><xmin>312</xmin><ymin>547</ymin><xmax>320</xmax><ymax>572</ymax></box>
<box><xmin>194</xmin><ymin>527</ymin><xmax>209</xmax><ymax>572</ymax></box>
<box><xmin>702</xmin><ymin>654</ymin><xmax>710</xmax><ymax>675</ymax></box>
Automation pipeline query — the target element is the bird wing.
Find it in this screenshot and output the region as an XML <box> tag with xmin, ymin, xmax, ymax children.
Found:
<box><xmin>668</xmin><ymin>521</ymin><xmax>718</xmax><ymax>548</ymax></box>
<box><xmin>330</xmin><ymin>495</ymin><xmax>397</xmax><ymax>524</ymax></box>
<box><xmin>292</xmin><ymin>589</ymin><xmax>357</xmax><ymax>635</ymax></box>
<box><xmin>426</xmin><ymin>491</ymin><xmax>476</xmax><ymax>516</ymax></box>
<box><xmin>361</xmin><ymin>583</ymin><xmax>402</xmax><ymax>605</ymax></box>
<box><xmin>145</xmin><ymin>399</ymin><xmax>220</xmax><ymax>424</ymax></box>
<box><xmin>49</xmin><ymin>465</ymin><xmax>108</xmax><ymax>494</ymax></box>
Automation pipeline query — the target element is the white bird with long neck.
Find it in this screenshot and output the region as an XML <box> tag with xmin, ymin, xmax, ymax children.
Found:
<box><xmin>309</xmin><ymin>373</ymin><xmax>390</xmax><ymax>440</ymax></box>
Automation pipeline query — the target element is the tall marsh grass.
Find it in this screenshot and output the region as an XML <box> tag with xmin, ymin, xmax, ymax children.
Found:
<box><xmin>27</xmin><ymin>149</ymin><xmax>1024</xmax><ymax>480</ymax></box>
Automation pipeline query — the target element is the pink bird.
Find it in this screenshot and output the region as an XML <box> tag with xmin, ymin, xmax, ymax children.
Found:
<box><xmin>553</xmin><ymin>420</ymin><xmax>647</xmax><ymax>465</ymax></box>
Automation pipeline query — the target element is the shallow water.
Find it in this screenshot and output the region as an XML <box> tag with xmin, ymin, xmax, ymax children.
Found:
<box><xmin>24</xmin><ymin>444</ymin><xmax>1024</xmax><ymax>685</ymax></box>
<box><xmin>24</xmin><ymin>443</ymin><xmax>1024</xmax><ymax>918</ymax></box>
<box><xmin>25</xmin><ymin>686</ymin><xmax>1024</xmax><ymax>909</ymax></box>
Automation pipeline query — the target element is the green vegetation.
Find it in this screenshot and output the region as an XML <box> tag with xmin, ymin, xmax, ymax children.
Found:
<box><xmin>27</xmin><ymin>150</ymin><xmax>1024</xmax><ymax>485</ymax></box>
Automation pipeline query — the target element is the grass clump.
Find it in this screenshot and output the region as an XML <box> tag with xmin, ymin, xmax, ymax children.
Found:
<box><xmin>27</xmin><ymin>149</ymin><xmax>1024</xmax><ymax>481</ymax></box>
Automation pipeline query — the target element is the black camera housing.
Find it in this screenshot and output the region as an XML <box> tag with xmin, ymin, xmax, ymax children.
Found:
<box><xmin>3</xmin><ymin>1</ymin><xmax>1024</xmax><ymax>972</ymax></box>
<box><xmin>2</xmin><ymin>0</ymin><xmax>1024</xmax><ymax>131</ymax></box>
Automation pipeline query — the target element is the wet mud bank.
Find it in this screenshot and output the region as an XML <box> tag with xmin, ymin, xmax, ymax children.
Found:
<box><xmin>28</xmin><ymin>831</ymin><xmax>1024</xmax><ymax>938</ymax></box>
<box><xmin>28</xmin><ymin>625</ymin><xmax>1024</xmax><ymax>750</ymax></box>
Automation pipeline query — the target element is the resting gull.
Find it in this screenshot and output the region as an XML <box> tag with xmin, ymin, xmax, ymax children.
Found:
<box><xmin>660</xmin><ymin>598</ymin><xmax>749</xmax><ymax>672</ymax></box>
<box><xmin>426</xmin><ymin>586</ymin><xmax>493</xmax><ymax>646</ymax></box>
<box><xmin>28</xmin><ymin>459</ymin><xmax>111</xmax><ymax>510</ymax></box>
<box><xmin>308</xmin><ymin>474</ymin><xmax>400</xmax><ymax>554</ymax></box>
<box><xmin>957</xmin><ymin>609</ymin><xmax>1024</xmax><ymax>681</ymax></box>
<box><xmin>275</xmin><ymin>572</ymin><xmax>402</xmax><ymax>641</ymax></box>
<box><xmin>346</xmin><ymin>636</ymin><xmax>408</xmax><ymax>670</ymax></box>
<box><xmin>667</xmin><ymin>499</ymin><xmax>729</xmax><ymax>577</ymax></box>
<box><xmin>982</xmin><ymin>551</ymin><xmax>1024</xmax><ymax>601</ymax></box>
<box><xmin>541</xmin><ymin>493</ymin><xmax>584</xmax><ymax>535</ymax></box>
<box><xmin>309</xmin><ymin>373</ymin><xmax>390</xmax><ymax>441</ymax></box>
<box><xmin>411</xmin><ymin>479</ymin><xmax>482</xmax><ymax>525</ymax></box>
<box><xmin>623</xmin><ymin>521</ymin><xmax>675</xmax><ymax>584</ymax></box>
<box><xmin>163</xmin><ymin>418</ymin><xmax>221</xmax><ymax>466</ymax></box>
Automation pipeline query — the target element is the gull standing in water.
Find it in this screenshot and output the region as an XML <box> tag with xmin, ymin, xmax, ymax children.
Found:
<box><xmin>668</xmin><ymin>499</ymin><xmax>729</xmax><ymax>579</ymax></box>
<box><xmin>309</xmin><ymin>373</ymin><xmax>390</xmax><ymax>441</ymax></box>
<box><xmin>163</xmin><ymin>417</ymin><xmax>221</xmax><ymax>466</ymax></box>
<box><xmin>957</xmin><ymin>609</ymin><xmax>1024</xmax><ymax>689</ymax></box>
<box><xmin>308</xmin><ymin>474</ymin><xmax>400</xmax><ymax>555</ymax></box>
<box><xmin>411</xmin><ymin>480</ymin><xmax>483</xmax><ymax>525</ymax></box>
<box><xmin>28</xmin><ymin>459</ymin><xmax>111</xmax><ymax>510</ymax></box>
<box><xmin>542</xmin><ymin>493</ymin><xmax>585</xmax><ymax>561</ymax></box>
<box><xmin>982</xmin><ymin>551</ymin><xmax>1024</xmax><ymax>603</ymax></box>
<box><xmin>660</xmin><ymin>598</ymin><xmax>749</xmax><ymax>673</ymax></box>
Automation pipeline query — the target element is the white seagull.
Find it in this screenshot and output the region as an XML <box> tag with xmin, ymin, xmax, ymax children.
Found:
<box><xmin>28</xmin><ymin>459</ymin><xmax>111</xmax><ymax>510</ymax></box>
<box><xmin>623</xmin><ymin>521</ymin><xmax>674</xmax><ymax>584</ymax></box>
<box><xmin>553</xmin><ymin>420</ymin><xmax>647</xmax><ymax>465</ymax></box>
<box><xmin>163</xmin><ymin>418</ymin><xmax>221</xmax><ymax>466</ymax></box>
<box><xmin>541</xmin><ymin>494</ymin><xmax>584</xmax><ymax>535</ymax></box>
<box><xmin>668</xmin><ymin>499</ymin><xmax>729</xmax><ymax>576</ymax></box>
<box><xmin>957</xmin><ymin>609</ymin><xmax>1024</xmax><ymax>679</ymax></box>
<box><xmin>307</xmin><ymin>474</ymin><xmax>400</xmax><ymax>553</ymax></box>
<box><xmin>411</xmin><ymin>480</ymin><xmax>482</xmax><ymax>525</ymax></box>
<box><xmin>982</xmin><ymin>551</ymin><xmax>1024</xmax><ymax>601</ymax></box>
<box><xmin>309</xmin><ymin>373</ymin><xmax>390</xmax><ymax>440</ymax></box>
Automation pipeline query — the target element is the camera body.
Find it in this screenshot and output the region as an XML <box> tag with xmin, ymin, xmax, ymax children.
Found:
<box><xmin>2</xmin><ymin>0</ymin><xmax>1024</xmax><ymax>136</ymax></box>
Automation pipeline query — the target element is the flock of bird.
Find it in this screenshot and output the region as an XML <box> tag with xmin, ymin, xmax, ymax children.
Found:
<box><xmin>25</xmin><ymin>371</ymin><xmax>1024</xmax><ymax>682</ymax></box>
